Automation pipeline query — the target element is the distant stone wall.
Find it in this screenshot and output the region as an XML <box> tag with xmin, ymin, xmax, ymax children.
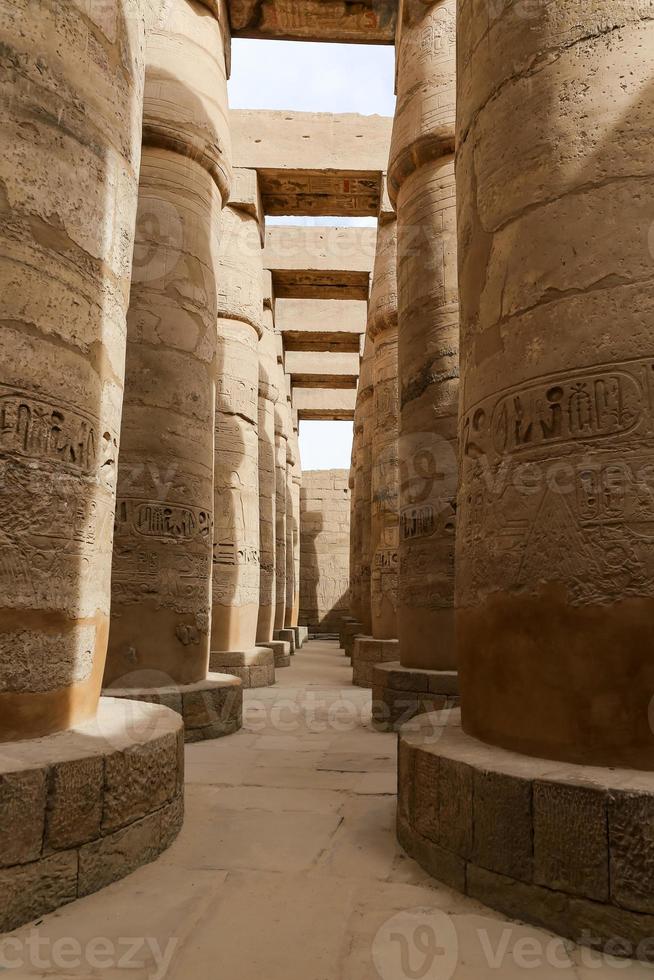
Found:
<box><xmin>300</xmin><ymin>470</ymin><xmax>351</xmax><ymax>634</ymax></box>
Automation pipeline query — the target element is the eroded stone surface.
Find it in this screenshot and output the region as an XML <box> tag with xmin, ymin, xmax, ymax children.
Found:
<box><xmin>391</xmin><ymin>0</ymin><xmax>459</xmax><ymax>675</ymax></box>
<box><xmin>0</xmin><ymin>0</ymin><xmax>146</xmax><ymax>739</ymax></box>
<box><xmin>350</xmin><ymin>339</ymin><xmax>374</xmax><ymax>633</ymax></box>
<box><xmin>212</xmin><ymin>199</ymin><xmax>264</xmax><ymax>660</ymax></box>
<box><xmin>399</xmin><ymin>709</ymin><xmax>654</xmax><ymax>954</ymax></box>
<box><xmin>369</xmin><ymin>216</ymin><xmax>399</xmax><ymax>641</ymax></box>
<box><xmin>371</xmin><ymin>662</ymin><xmax>459</xmax><ymax>732</ymax></box>
<box><xmin>0</xmin><ymin>698</ymin><xmax>183</xmax><ymax>932</ymax></box>
<box><xmin>107</xmin><ymin>147</ymin><xmax>221</xmax><ymax>688</ymax></box>
<box><xmin>256</xmin><ymin>279</ymin><xmax>279</xmax><ymax>646</ymax></box>
<box><xmin>105</xmin><ymin>674</ymin><xmax>243</xmax><ymax>742</ymax></box>
<box><xmin>455</xmin><ymin>0</ymin><xmax>654</xmax><ymax>768</ymax></box>
<box><xmin>352</xmin><ymin>637</ymin><xmax>399</xmax><ymax>688</ymax></box>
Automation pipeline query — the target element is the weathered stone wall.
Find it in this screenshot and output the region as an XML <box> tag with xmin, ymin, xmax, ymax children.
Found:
<box><xmin>300</xmin><ymin>470</ymin><xmax>351</xmax><ymax>634</ymax></box>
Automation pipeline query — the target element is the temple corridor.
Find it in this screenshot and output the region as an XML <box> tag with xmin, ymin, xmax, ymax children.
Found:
<box><xmin>1</xmin><ymin>640</ymin><xmax>648</xmax><ymax>980</ymax></box>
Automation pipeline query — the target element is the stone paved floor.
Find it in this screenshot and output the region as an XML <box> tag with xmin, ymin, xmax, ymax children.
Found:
<box><xmin>5</xmin><ymin>639</ymin><xmax>653</xmax><ymax>979</ymax></box>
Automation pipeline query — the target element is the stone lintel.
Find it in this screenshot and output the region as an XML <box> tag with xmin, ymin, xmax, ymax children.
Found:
<box><xmin>286</xmin><ymin>350</ymin><xmax>360</xmax><ymax>390</ymax></box>
<box><xmin>399</xmin><ymin>708</ymin><xmax>654</xmax><ymax>960</ymax></box>
<box><xmin>232</xmin><ymin>111</ymin><xmax>393</xmax><ymax>172</ymax></box>
<box><xmin>293</xmin><ymin>387</ymin><xmax>357</xmax><ymax>421</ymax></box>
<box><xmin>226</xmin><ymin>3</ymin><xmax>397</xmax><ymax>44</ymax></box>
<box><xmin>264</xmin><ymin>225</ymin><xmax>376</xmax><ymax>272</ymax></box>
<box><xmin>276</xmin><ymin>298</ymin><xmax>367</xmax><ymax>352</ymax></box>
<box><xmin>258</xmin><ymin>169</ymin><xmax>381</xmax><ymax>217</ymax></box>
<box><xmin>272</xmin><ymin>270</ymin><xmax>370</xmax><ymax>301</ymax></box>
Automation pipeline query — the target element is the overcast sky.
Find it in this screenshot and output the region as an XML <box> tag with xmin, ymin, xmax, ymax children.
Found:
<box><xmin>228</xmin><ymin>39</ymin><xmax>396</xmax><ymax>116</ymax></box>
<box><xmin>228</xmin><ymin>40</ymin><xmax>394</xmax><ymax>470</ymax></box>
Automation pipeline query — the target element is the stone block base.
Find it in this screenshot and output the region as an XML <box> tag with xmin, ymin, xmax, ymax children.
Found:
<box><xmin>352</xmin><ymin>637</ymin><xmax>399</xmax><ymax>688</ymax></box>
<box><xmin>343</xmin><ymin>621</ymin><xmax>364</xmax><ymax>659</ymax></box>
<box><xmin>260</xmin><ymin>640</ymin><xmax>292</xmax><ymax>668</ymax></box>
<box><xmin>275</xmin><ymin>628</ymin><xmax>296</xmax><ymax>653</ymax></box>
<box><xmin>339</xmin><ymin>617</ymin><xmax>360</xmax><ymax>648</ymax></box>
<box><xmin>0</xmin><ymin>698</ymin><xmax>184</xmax><ymax>933</ymax></box>
<box><xmin>209</xmin><ymin>647</ymin><xmax>276</xmax><ymax>688</ymax></box>
<box><xmin>293</xmin><ymin>625</ymin><xmax>309</xmax><ymax>648</ymax></box>
<box><xmin>372</xmin><ymin>662</ymin><xmax>459</xmax><ymax>732</ymax></box>
<box><xmin>398</xmin><ymin>708</ymin><xmax>654</xmax><ymax>961</ymax></box>
<box><xmin>104</xmin><ymin>673</ymin><xmax>243</xmax><ymax>742</ymax></box>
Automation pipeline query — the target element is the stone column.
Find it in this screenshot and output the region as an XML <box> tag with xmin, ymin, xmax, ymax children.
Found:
<box><xmin>347</xmin><ymin>335</ymin><xmax>374</xmax><ymax>665</ymax></box>
<box><xmin>341</xmin><ymin>447</ymin><xmax>359</xmax><ymax>648</ymax></box>
<box><xmin>255</xmin><ymin>272</ymin><xmax>283</xmax><ymax>659</ymax></box>
<box><xmin>353</xmin><ymin>212</ymin><xmax>400</xmax><ymax>686</ymax></box>
<box><xmin>105</xmin><ymin>0</ymin><xmax>242</xmax><ymax>740</ymax></box>
<box><xmin>344</xmin><ymin>338</ymin><xmax>374</xmax><ymax>662</ymax></box>
<box><xmin>273</xmin><ymin>339</ymin><xmax>289</xmax><ymax>645</ymax></box>
<box><xmin>398</xmin><ymin>2</ymin><xmax>654</xmax><ymax>952</ymax></box>
<box><xmin>256</xmin><ymin>276</ymin><xmax>292</xmax><ymax>669</ymax></box>
<box><xmin>208</xmin><ymin>172</ymin><xmax>275</xmax><ymax>688</ymax></box>
<box><xmin>370</xmin><ymin>214</ymin><xmax>400</xmax><ymax>640</ymax></box>
<box><xmin>285</xmin><ymin>382</ymin><xmax>296</xmax><ymax>624</ymax></box>
<box><xmin>274</xmin><ymin>374</ymin><xmax>297</xmax><ymax>653</ymax></box>
<box><xmin>373</xmin><ymin>0</ymin><xmax>460</xmax><ymax>720</ymax></box>
<box><xmin>291</xmin><ymin>418</ymin><xmax>307</xmax><ymax>648</ymax></box>
<box><xmin>0</xmin><ymin>0</ymin><xmax>184</xmax><ymax>929</ymax></box>
<box><xmin>0</xmin><ymin>0</ymin><xmax>144</xmax><ymax>741</ymax></box>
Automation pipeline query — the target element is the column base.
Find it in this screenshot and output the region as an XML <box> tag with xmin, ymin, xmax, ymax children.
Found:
<box><xmin>339</xmin><ymin>617</ymin><xmax>359</xmax><ymax>647</ymax></box>
<box><xmin>343</xmin><ymin>621</ymin><xmax>364</xmax><ymax>659</ymax></box>
<box><xmin>352</xmin><ymin>637</ymin><xmax>399</xmax><ymax>688</ymax></box>
<box><xmin>274</xmin><ymin>628</ymin><xmax>296</xmax><ymax>654</ymax></box>
<box><xmin>398</xmin><ymin>708</ymin><xmax>654</xmax><ymax>962</ymax></box>
<box><xmin>209</xmin><ymin>647</ymin><xmax>276</xmax><ymax>688</ymax></box>
<box><xmin>293</xmin><ymin>625</ymin><xmax>309</xmax><ymax>648</ymax></box>
<box><xmin>260</xmin><ymin>640</ymin><xmax>292</xmax><ymax>668</ymax></box>
<box><xmin>104</xmin><ymin>673</ymin><xmax>243</xmax><ymax>742</ymax></box>
<box><xmin>371</xmin><ymin>662</ymin><xmax>459</xmax><ymax>732</ymax></box>
<box><xmin>0</xmin><ymin>697</ymin><xmax>184</xmax><ymax>934</ymax></box>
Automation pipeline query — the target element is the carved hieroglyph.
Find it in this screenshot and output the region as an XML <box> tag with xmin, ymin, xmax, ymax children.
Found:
<box><xmin>456</xmin><ymin>2</ymin><xmax>654</xmax><ymax>768</ymax></box>
<box><xmin>255</xmin><ymin>281</ymin><xmax>279</xmax><ymax>644</ymax></box>
<box><xmin>0</xmin><ymin>0</ymin><xmax>145</xmax><ymax>740</ymax></box>
<box><xmin>106</xmin><ymin>0</ymin><xmax>231</xmax><ymax>689</ymax></box>
<box><xmin>390</xmin><ymin>0</ymin><xmax>459</xmax><ymax>672</ymax></box>
<box><xmin>212</xmin><ymin>203</ymin><xmax>264</xmax><ymax>652</ymax></box>
<box><xmin>227</xmin><ymin>0</ymin><xmax>396</xmax><ymax>43</ymax></box>
<box><xmin>369</xmin><ymin>217</ymin><xmax>400</xmax><ymax>640</ymax></box>
<box><xmin>351</xmin><ymin>338</ymin><xmax>374</xmax><ymax>633</ymax></box>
